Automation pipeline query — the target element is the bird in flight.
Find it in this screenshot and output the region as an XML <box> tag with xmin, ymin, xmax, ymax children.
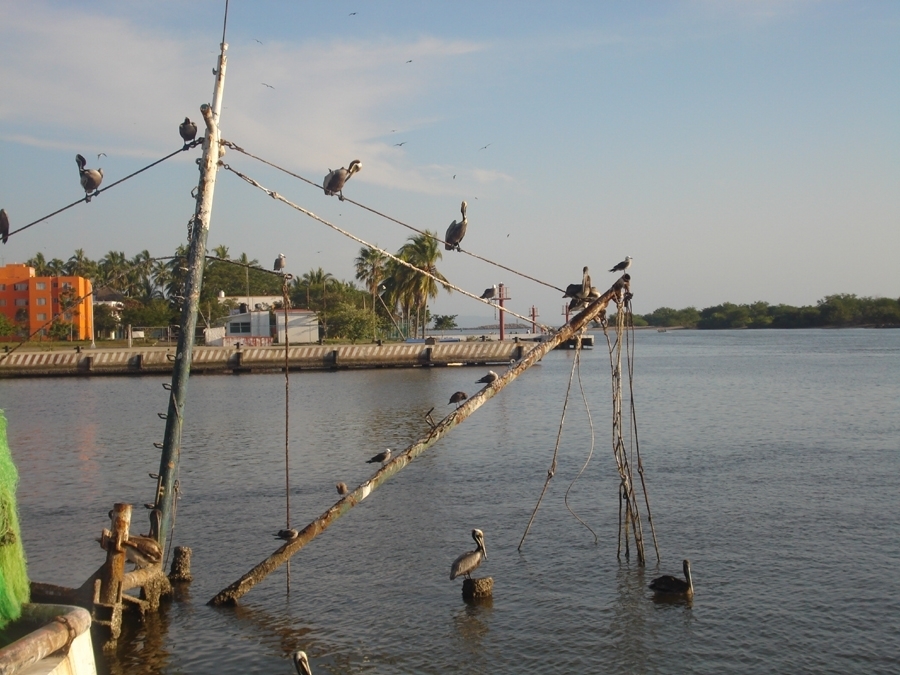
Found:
<box><xmin>452</xmin><ymin>174</ymin><xmax>456</xmax><ymax>179</ymax></box>
<box><xmin>349</xmin><ymin>11</ymin><xmax>357</xmax><ymax>15</ymax></box>
<box><xmin>97</xmin><ymin>152</ymin><xmax>107</xmax><ymax>159</ymax></box>
<box><xmin>261</xmin><ymin>82</ymin><xmax>274</xmax><ymax>89</ymax></box>
<box><xmin>254</xmin><ymin>39</ymin><xmax>263</xmax><ymax>44</ymax></box>
<box><xmin>406</xmin><ymin>59</ymin><xmax>413</xmax><ymax>63</ymax></box>
<box><xmin>394</xmin><ymin>142</ymin><xmax>406</xmax><ymax>147</ymax></box>
<box><xmin>479</xmin><ymin>143</ymin><xmax>492</xmax><ymax>150</ymax></box>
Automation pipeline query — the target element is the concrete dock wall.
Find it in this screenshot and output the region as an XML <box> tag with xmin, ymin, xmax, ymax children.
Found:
<box><xmin>0</xmin><ymin>341</ymin><xmax>535</xmax><ymax>378</ymax></box>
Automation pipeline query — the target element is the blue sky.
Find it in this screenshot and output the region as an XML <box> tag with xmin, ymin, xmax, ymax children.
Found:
<box><xmin>1</xmin><ymin>1</ymin><xmax>897</xmax><ymax>325</ymax></box>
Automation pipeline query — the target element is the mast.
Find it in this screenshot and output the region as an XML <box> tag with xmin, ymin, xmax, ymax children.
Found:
<box><xmin>151</xmin><ymin>34</ymin><xmax>228</xmax><ymax>551</ymax></box>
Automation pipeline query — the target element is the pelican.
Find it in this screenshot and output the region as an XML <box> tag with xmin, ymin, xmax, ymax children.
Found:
<box><xmin>449</xmin><ymin>391</ymin><xmax>468</xmax><ymax>407</ymax></box>
<box><xmin>75</xmin><ymin>154</ymin><xmax>103</xmax><ymax>202</ymax></box>
<box><xmin>336</xmin><ymin>482</ymin><xmax>349</xmax><ymax>496</ymax></box>
<box><xmin>450</xmin><ymin>528</ymin><xmax>487</xmax><ymax>580</ymax></box>
<box><xmin>444</xmin><ymin>200</ymin><xmax>468</xmax><ymax>251</ymax></box>
<box><xmin>649</xmin><ymin>559</ymin><xmax>693</xmax><ymax>597</ymax></box>
<box><xmin>179</xmin><ymin>117</ymin><xmax>197</xmax><ymax>145</ymax></box>
<box><xmin>122</xmin><ymin>535</ymin><xmax>163</xmax><ymax>567</ymax></box>
<box><xmin>476</xmin><ymin>370</ymin><xmax>498</xmax><ymax>384</ymax></box>
<box><xmin>274</xmin><ymin>528</ymin><xmax>299</xmax><ymax>541</ymax></box>
<box><xmin>1</xmin><ymin>208</ymin><xmax>9</xmax><ymax>244</ymax></box>
<box><xmin>366</xmin><ymin>448</ymin><xmax>392</xmax><ymax>464</ymax></box>
<box><xmin>480</xmin><ymin>285</ymin><xmax>497</xmax><ymax>301</ymax></box>
<box><xmin>568</xmin><ymin>286</ymin><xmax>600</xmax><ymax>311</ymax></box>
<box><xmin>292</xmin><ymin>650</ymin><xmax>313</xmax><ymax>675</ymax></box>
<box><xmin>323</xmin><ymin>159</ymin><xmax>362</xmax><ymax>200</ymax></box>
<box><xmin>274</xmin><ymin>253</ymin><xmax>286</xmax><ymax>272</ymax></box>
<box><xmin>609</xmin><ymin>256</ymin><xmax>632</xmax><ymax>273</ymax></box>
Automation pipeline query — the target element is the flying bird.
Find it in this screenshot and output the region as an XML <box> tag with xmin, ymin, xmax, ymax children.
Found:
<box><xmin>394</xmin><ymin>142</ymin><xmax>407</xmax><ymax>147</ymax></box>
<box><xmin>452</xmin><ymin>174</ymin><xmax>456</xmax><ymax>179</ymax></box>
<box><xmin>450</xmin><ymin>528</ymin><xmax>487</xmax><ymax>580</ymax></box>
<box><xmin>609</xmin><ymin>256</ymin><xmax>632</xmax><ymax>273</ymax></box>
<box><xmin>366</xmin><ymin>448</ymin><xmax>392</xmax><ymax>464</ymax></box>
<box><xmin>75</xmin><ymin>154</ymin><xmax>103</xmax><ymax>202</ymax></box>
<box><xmin>97</xmin><ymin>152</ymin><xmax>107</xmax><ymax>159</ymax></box>
<box><xmin>479</xmin><ymin>143</ymin><xmax>491</xmax><ymax>150</ymax></box>
<box><xmin>292</xmin><ymin>651</ymin><xmax>313</xmax><ymax>675</ymax></box>
<box><xmin>122</xmin><ymin>535</ymin><xmax>163</xmax><ymax>568</ymax></box>
<box><xmin>261</xmin><ymin>82</ymin><xmax>275</xmax><ymax>88</ymax></box>
<box><xmin>323</xmin><ymin>159</ymin><xmax>362</xmax><ymax>201</ymax></box>
<box><xmin>444</xmin><ymin>200</ymin><xmax>468</xmax><ymax>251</ymax></box>
<box><xmin>274</xmin><ymin>253</ymin><xmax>286</xmax><ymax>272</ymax></box>
<box><xmin>449</xmin><ymin>391</ymin><xmax>468</xmax><ymax>407</ymax></box>
<box><xmin>649</xmin><ymin>559</ymin><xmax>694</xmax><ymax>597</ymax></box>
<box><xmin>274</xmin><ymin>529</ymin><xmax>299</xmax><ymax>541</ymax></box>
<box><xmin>254</xmin><ymin>39</ymin><xmax>263</xmax><ymax>44</ymax></box>
<box><xmin>1</xmin><ymin>209</ymin><xmax>9</xmax><ymax>245</ymax></box>
<box><xmin>349</xmin><ymin>12</ymin><xmax>357</xmax><ymax>16</ymax></box>
<box><xmin>179</xmin><ymin>117</ymin><xmax>197</xmax><ymax>145</ymax></box>
<box><xmin>480</xmin><ymin>285</ymin><xmax>497</xmax><ymax>300</ymax></box>
<box><xmin>336</xmin><ymin>482</ymin><xmax>349</xmax><ymax>496</ymax></box>
<box><xmin>406</xmin><ymin>59</ymin><xmax>413</xmax><ymax>63</ymax></box>
<box><xmin>476</xmin><ymin>371</ymin><xmax>499</xmax><ymax>384</ymax></box>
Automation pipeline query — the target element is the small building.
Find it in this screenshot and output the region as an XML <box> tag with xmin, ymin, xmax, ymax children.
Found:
<box><xmin>204</xmin><ymin>308</ymin><xmax>319</xmax><ymax>346</ymax></box>
<box><xmin>0</xmin><ymin>263</ymin><xmax>93</xmax><ymax>341</ymax></box>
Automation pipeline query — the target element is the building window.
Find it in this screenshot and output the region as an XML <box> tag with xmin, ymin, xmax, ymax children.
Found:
<box><xmin>36</xmin><ymin>282</ymin><xmax>46</xmax><ymax>290</ymax></box>
<box><xmin>14</xmin><ymin>283</ymin><xmax>28</xmax><ymax>291</ymax></box>
<box><xmin>228</xmin><ymin>321</ymin><xmax>251</xmax><ymax>334</ymax></box>
<box><xmin>37</xmin><ymin>313</ymin><xmax>47</xmax><ymax>321</ymax></box>
<box><xmin>36</xmin><ymin>297</ymin><xmax>47</xmax><ymax>305</ymax></box>
<box><xmin>62</xmin><ymin>282</ymin><xmax>73</xmax><ymax>289</ymax></box>
<box><xmin>0</xmin><ymin>284</ymin><xmax>5</xmax><ymax>291</ymax></box>
<box><xmin>0</xmin><ymin>299</ymin><xmax>6</xmax><ymax>306</ymax></box>
<box><xmin>14</xmin><ymin>299</ymin><xmax>27</xmax><ymax>306</ymax></box>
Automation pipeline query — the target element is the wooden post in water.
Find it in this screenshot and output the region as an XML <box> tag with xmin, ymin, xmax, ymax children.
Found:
<box><xmin>208</xmin><ymin>277</ymin><xmax>628</xmax><ymax>606</ymax></box>
<box><xmin>151</xmin><ymin>39</ymin><xmax>227</xmax><ymax>551</ymax></box>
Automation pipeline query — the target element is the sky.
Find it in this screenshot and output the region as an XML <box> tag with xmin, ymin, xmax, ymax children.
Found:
<box><xmin>1</xmin><ymin>0</ymin><xmax>898</xmax><ymax>326</ymax></box>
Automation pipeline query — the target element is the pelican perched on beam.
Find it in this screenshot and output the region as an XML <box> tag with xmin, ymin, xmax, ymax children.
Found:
<box><xmin>76</xmin><ymin>154</ymin><xmax>103</xmax><ymax>202</ymax></box>
<box><xmin>122</xmin><ymin>535</ymin><xmax>163</xmax><ymax>568</ymax></box>
<box><xmin>323</xmin><ymin>159</ymin><xmax>362</xmax><ymax>200</ymax></box>
<box><xmin>568</xmin><ymin>286</ymin><xmax>600</xmax><ymax>311</ymax></box>
<box><xmin>445</xmin><ymin>200</ymin><xmax>468</xmax><ymax>251</ymax></box>
<box><xmin>274</xmin><ymin>528</ymin><xmax>299</xmax><ymax>541</ymax></box>
<box><xmin>450</xmin><ymin>528</ymin><xmax>487</xmax><ymax>580</ymax></box>
<box><xmin>292</xmin><ymin>650</ymin><xmax>313</xmax><ymax>675</ymax></box>
<box><xmin>649</xmin><ymin>559</ymin><xmax>694</xmax><ymax>597</ymax></box>
<box><xmin>609</xmin><ymin>256</ymin><xmax>632</xmax><ymax>273</ymax></box>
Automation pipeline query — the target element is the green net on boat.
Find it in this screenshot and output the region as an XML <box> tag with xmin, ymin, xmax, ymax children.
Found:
<box><xmin>0</xmin><ymin>410</ymin><xmax>29</xmax><ymax>629</ymax></box>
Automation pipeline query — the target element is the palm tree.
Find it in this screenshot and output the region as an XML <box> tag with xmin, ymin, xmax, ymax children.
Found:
<box><xmin>66</xmin><ymin>249</ymin><xmax>98</xmax><ymax>279</ymax></box>
<box><xmin>393</xmin><ymin>231</ymin><xmax>450</xmax><ymax>338</ymax></box>
<box><xmin>355</xmin><ymin>247</ymin><xmax>387</xmax><ymax>339</ymax></box>
<box><xmin>27</xmin><ymin>252</ymin><xmax>50</xmax><ymax>276</ymax></box>
<box><xmin>98</xmin><ymin>251</ymin><xmax>129</xmax><ymax>293</ymax></box>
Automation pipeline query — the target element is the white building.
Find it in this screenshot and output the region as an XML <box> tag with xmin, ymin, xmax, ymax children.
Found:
<box><xmin>205</xmin><ymin>308</ymin><xmax>319</xmax><ymax>346</ymax></box>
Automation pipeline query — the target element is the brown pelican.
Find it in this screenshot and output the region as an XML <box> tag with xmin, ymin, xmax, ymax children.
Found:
<box><xmin>75</xmin><ymin>154</ymin><xmax>103</xmax><ymax>202</ymax></box>
<box><xmin>450</xmin><ymin>528</ymin><xmax>487</xmax><ymax>580</ymax></box>
<box><xmin>480</xmin><ymin>285</ymin><xmax>497</xmax><ymax>301</ymax></box>
<box><xmin>274</xmin><ymin>528</ymin><xmax>299</xmax><ymax>541</ymax></box>
<box><xmin>449</xmin><ymin>391</ymin><xmax>468</xmax><ymax>408</ymax></box>
<box><xmin>609</xmin><ymin>256</ymin><xmax>632</xmax><ymax>273</ymax></box>
<box><xmin>366</xmin><ymin>448</ymin><xmax>392</xmax><ymax>464</ymax></box>
<box><xmin>444</xmin><ymin>200</ymin><xmax>468</xmax><ymax>251</ymax></box>
<box><xmin>323</xmin><ymin>159</ymin><xmax>362</xmax><ymax>200</ymax></box>
<box><xmin>122</xmin><ymin>535</ymin><xmax>163</xmax><ymax>567</ymax></box>
<box><xmin>274</xmin><ymin>253</ymin><xmax>286</xmax><ymax>272</ymax></box>
<box><xmin>336</xmin><ymin>482</ymin><xmax>349</xmax><ymax>496</ymax></box>
<box><xmin>179</xmin><ymin>117</ymin><xmax>197</xmax><ymax>145</ymax></box>
<box><xmin>1</xmin><ymin>208</ymin><xmax>9</xmax><ymax>244</ymax></box>
<box><xmin>649</xmin><ymin>559</ymin><xmax>693</xmax><ymax>597</ymax></box>
<box><xmin>292</xmin><ymin>650</ymin><xmax>313</xmax><ymax>675</ymax></box>
<box><xmin>563</xmin><ymin>266</ymin><xmax>592</xmax><ymax>302</ymax></box>
<box><xmin>568</xmin><ymin>286</ymin><xmax>600</xmax><ymax>311</ymax></box>
<box><xmin>476</xmin><ymin>370</ymin><xmax>498</xmax><ymax>384</ymax></box>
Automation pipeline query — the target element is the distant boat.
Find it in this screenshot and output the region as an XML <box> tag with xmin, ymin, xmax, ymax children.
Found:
<box><xmin>657</xmin><ymin>328</ymin><xmax>667</xmax><ymax>333</ymax></box>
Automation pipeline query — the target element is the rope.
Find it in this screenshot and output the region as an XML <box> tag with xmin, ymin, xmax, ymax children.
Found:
<box><xmin>4</xmin><ymin>140</ymin><xmax>203</xmax><ymax>242</ymax></box>
<box><xmin>220</xmin><ymin>163</ymin><xmax>554</xmax><ymax>331</ymax></box>
<box><xmin>563</xmin><ymin>338</ymin><xmax>599</xmax><ymax>543</ymax></box>
<box><xmin>281</xmin><ymin>274</ymin><xmax>292</xmax><ymax>592</ymax></box>
<box><xmin>518</xmin><ymin>343</ymin><xmax>580</xmax><ymax>551</ymax></box>
<box><xmin>219</xmin><ymin>139</ymin><xmax>568</xmax><ymax>295</ymax></box>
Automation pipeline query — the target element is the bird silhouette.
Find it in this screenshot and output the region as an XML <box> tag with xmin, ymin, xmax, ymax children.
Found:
<box><xmin>261</xmin><ymin>82</ymin><xmax>275</xmax><ymax>89</ymax></box>
<box><xmin>394</xmin><ymin>142</ymin><xmax>407</xmax><ymax>147</ymax></box>
<box><xmin>609</xmin><ymin>256</ymin><xmax>632</xmax><ymax>273</ymax></box>
<box><xmin>444</xmin><ymin>201</ymin><xmax>468</xmax><ymax>251</ymax></box>
<box><xmin>449</xmin><ymin>391</ymin><xmax>468</xmax><ymax>408</ymax></box>
<box><xmin>179</xmin><ymin>117</ymin><xmax>197</xmax><ymax>146</ymax></box>
<box><xmin>323</xmin><ymin>160</ymin><xmax>362</xmax><ymax>201</ymax></box>
<box><xmin>75</xmin><ymin>154</ymin><xmax>103</xmax><ymax>202</ymax></box>
<box><xmin>479</xmin><ymin>143</ymin><xmax>492</xmax><ymax>150</ymax></box>
<box><xmin>1</xmin><ymin>209</ymin><xmax>9</xmax><ymax>245</ymax></box>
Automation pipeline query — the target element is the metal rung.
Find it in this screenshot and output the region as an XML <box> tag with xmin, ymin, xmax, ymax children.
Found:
<box><xmin>158</xmin><ymin>413</ymin><xmax>167</xmax><ymax>419</ymax></box>
<box><xmin>162</xmin><ymin>383</ymin><xmax>172</xmax><ymax>390</ymax></box>
<box><xmin>153</xmin><ymin>442</ymin><xmax>163</xmax><ymax>449</ymax></box>
<box><xmin>149</xmin><ymin>473</ymin><xmax>159</xmax><ymax>479</ymax></box>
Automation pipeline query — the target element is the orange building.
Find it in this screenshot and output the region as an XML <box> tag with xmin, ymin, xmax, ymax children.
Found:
<box><xmin>0</xmin><ymin>264</ymin><xmax>93</xmax><ymax>341</ymax></box>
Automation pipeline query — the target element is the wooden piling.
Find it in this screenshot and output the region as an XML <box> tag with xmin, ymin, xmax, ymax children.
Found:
<box><xmin>208</xmin><ymin>279</ymin><xmax>624</xmax><ymax>606</ymax></box>
<box><xmin>93</xmin><ymin>503</ymin><xmax>130</xmax><ymax>648</ymax></box>
<box><xmin>462</xmin><ymin>577</ymin><xmax>493</xmax><ymax>600</ymax></box>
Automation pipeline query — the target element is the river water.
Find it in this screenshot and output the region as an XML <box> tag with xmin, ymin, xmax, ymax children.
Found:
<box><xmin>2</xmin><ymin>328</ymin><xmax>899</xmax><ymax>674</ymax></box>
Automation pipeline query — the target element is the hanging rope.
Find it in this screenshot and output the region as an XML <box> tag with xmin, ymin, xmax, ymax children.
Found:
<box><xmin>219</xmin><ymin>139</ymin><xmax>567</xmax><ymax>295</ymax></box>
<box><xmin>219</xmin><ymin>163</ymin><xmax>554</xmax><ymax>331</ymax></box>
<box><xmin>4</xmin><ymin>140</ymin><xmax>203</xmax><ymax>242</ymax></box>
<box><xmin>281</xmin><ymin>274</ymin><xmax>293</xmax><ymax>591</ymax></box>
<box><xmin>563</xmin><ymin>338</ymin><xmax>599</xmax><ymax>544</ymax></box>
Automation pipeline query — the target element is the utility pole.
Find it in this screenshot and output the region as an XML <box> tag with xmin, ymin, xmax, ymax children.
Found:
<box><xmin>498</xmin><ymin>283</ymin><xmax>509</xmax><ymax>341</ymax></box>
<box><xmin>151</xmin><ymin>37</ymin><xmax>228</xmax><ymax>551</ymax></box>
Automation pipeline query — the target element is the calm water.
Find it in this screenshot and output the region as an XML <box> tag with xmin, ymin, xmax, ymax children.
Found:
<box><xmin>2</xmin><ymin>329</ymin><xmax>899</xmax><ymax>674</ymax></box>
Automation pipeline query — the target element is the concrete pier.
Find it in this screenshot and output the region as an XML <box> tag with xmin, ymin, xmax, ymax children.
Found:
<box><xmin>0</xmin><ymin>341</ymin><xmax>534</xmax><ymax>378</ymax></box>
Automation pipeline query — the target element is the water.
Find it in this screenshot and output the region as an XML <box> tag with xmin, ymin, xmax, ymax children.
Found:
<box><xmin>2</xmin><ymin>329</ymin><xmax>899</xmax><ymax>674</ymax></box>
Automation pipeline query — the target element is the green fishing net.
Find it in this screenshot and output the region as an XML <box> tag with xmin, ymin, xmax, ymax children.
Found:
<box><xmin>0</xmin><ymin>411</ymin><xmax>29</xmax><ymax>629</ymax></box>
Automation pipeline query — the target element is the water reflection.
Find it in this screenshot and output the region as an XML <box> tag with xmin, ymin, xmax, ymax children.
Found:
<box><xmin>451</xmin><ymin>594</ymin><xmax>493</xmax><ymax>658</ymax></box>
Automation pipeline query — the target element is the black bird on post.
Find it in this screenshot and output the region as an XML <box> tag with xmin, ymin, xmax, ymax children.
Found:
<box><xmin>75</xmin><ymin>154</ymin><xmax>103</xmax><ymax>202</ymax></box>
<box><xmin>450</xmin><ymin>528</ymin><xmax>487</xmax><ymax>580</ymax></box>
<box><xmin>0</xmin><ymin>209</ymin><xmax>9</xmax><ymax>244</ymax></box>
<box><xmin>448</xmin><ymin>391</ymin><xmax>468</xmax><ymax>408</ymax></box>
<box><xmin>609</xmin><ymin>256</ymin><xmax>632</xmax><ymax>273</ymax></box>
<box><xmin>179</xmin><ymin>117</ymin><xmax>197</xmax><ymax>147</ymax></box>
<box><xmin>444</xmin><ymin>200</ymin><xmax>468</xmax><ymax>251</ymax></box>
<box><xmin>323</xmin><ymin>159</ymin><xmax>362</xmax><ymax>201</ymax></box>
